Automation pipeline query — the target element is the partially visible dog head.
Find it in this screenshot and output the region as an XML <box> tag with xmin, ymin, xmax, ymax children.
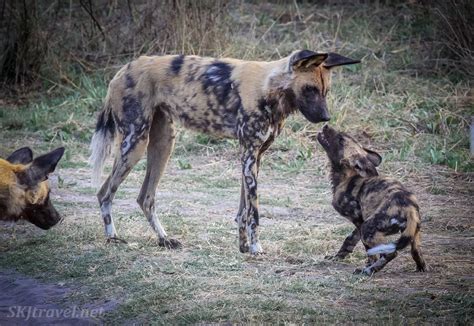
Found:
<box><xmin>317</xmin><ymin>125</ymin><xmax>381</xmax><ymax>177</ymax></box>
<box><xmin>0</xmin><ymin>147</ymin><xmax>65</xmax><ymax>229</ymax></box>
<box><xmin>273</xmin><ymin>50</ymin><xmax>360</xmax><ymax>124</ymax></box>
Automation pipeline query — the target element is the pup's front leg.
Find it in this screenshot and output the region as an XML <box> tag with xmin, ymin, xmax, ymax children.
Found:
<box><xmin>326</xmin><ymin>227</ymin><xmax>361</xmax><ymax>260</ymax></box>
<box><xmin>241</xmin><ymin>147</ymin><xmax>263</xmax><ymax>255</ymax></box>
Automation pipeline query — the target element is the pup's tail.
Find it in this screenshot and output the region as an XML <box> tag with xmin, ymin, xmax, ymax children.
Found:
<box><xmin>88</xmin><ymin>104</ymin><xmax>115</xmax><ymax>188</ymax></box>
<box><xmin>367</xmin><ymin>210</ymin><xmax>420</xmax><ymax>255</ymax></box>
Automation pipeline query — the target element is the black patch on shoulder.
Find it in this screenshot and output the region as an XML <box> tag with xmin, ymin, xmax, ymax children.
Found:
<box><xmin>125</xmin><ymin>74</ymin><xmax>136</xmax><ymax>89</ymax></box>
<box><xmin>201</xmin><ymin>61</ymin><xmax>234</xmax><ymax>106</ymax></box>
<box><xmin>199</xmin><ymin>61</ymin><xmax>242</xmax><ymax>135</ymax></box>
<box><xmin>170</xmin><ymin>55</ymin><xmax>185</xmax><ymax>75</ymax></box>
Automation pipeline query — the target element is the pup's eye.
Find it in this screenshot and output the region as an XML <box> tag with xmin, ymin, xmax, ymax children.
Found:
<box><xmin>338</xmin><ymin>137</ymin><xmax>344</xmax><ymax>145</ymax></box>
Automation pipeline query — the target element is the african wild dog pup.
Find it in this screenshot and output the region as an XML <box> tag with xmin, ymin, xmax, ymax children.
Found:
<box><xmin>0</xmin><ymin>147</ymin><xmax>65</xmax><ymax>230</ymax></box>
<box><xmin>317</xmin><ymin>125</ymin><xmax>426</xmax><ymax>275</ymax></box>
<box><xmin>89</xmin><ymin>50</ymin><xmax>360</xmax><ymax>254</ymax></box>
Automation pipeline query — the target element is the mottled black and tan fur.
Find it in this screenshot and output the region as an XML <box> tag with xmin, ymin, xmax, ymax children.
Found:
<box><xmin>0</xmin><ymin>147</ymin><xmax>65</xmax><ymax>230</ymax></box>
<box><xmin>317</xmin><ymin>125</ymin><xmax>426</xmax><ymax>274</ymax></box>
<box><xmin>89</xmin><ymin>50</ymin><xmax>359</xmax><ymax>254</ymax></box>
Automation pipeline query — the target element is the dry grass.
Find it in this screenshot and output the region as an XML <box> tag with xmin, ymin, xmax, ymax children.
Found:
<box><xmin>0</xmin><ymin>138</ymin><xmax>472</xmax><ymax>324</ymax></box>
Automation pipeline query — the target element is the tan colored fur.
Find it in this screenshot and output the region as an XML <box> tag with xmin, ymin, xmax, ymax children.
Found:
<box><xmin>0</xmin><ymin>147</ymin><xmax>64</xmax><ymax>230</ymax></box>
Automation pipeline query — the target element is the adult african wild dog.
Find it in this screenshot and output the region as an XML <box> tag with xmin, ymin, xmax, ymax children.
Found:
<box><xmin>89</xmin><ymin>50</ymin><xmax>360</xmax><ymax>254</ymax></box>
<box><xmin>0</xmin><ymin>147</ymin><xmax>65</xmax><ymax>230</ymax></box>
<box><xmin>317</xmin><ymin>125</ymin><xmax>426</xmax><ymax>274</ymax></box>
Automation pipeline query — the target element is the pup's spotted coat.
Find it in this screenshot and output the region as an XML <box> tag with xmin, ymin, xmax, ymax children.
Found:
<box><xmin>318</xmin><ymin>125</ymin><xmax>426</xmax><ymax>274</ymax></box>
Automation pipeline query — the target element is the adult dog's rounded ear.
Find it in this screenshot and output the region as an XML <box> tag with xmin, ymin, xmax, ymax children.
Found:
<box><xmin>18</xmin><ymin>147</ymin><xmax>65</xmax><ymax>186</ymax></box>
<box><xmin>364</xmin><ymin>148</ymin><xmax>382</xmax><ymax>167</ymax></box>
<box><xmin>323</xmin><ymin>53</ymin><xmax>361</xmax><ymax>68</ymax></box>
<box><xmin>6</xmin><ymin>147</ymin><xmax>33</xmax><ymax>164</ymax></box>
<box><xmin>290</xmin><ymin>50</ymin><xmax>328</xmax><ymax>71</ymax></box>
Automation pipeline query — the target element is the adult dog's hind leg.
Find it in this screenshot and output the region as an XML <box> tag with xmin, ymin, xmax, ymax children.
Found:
<box><xmin>137</xmin><ymin>111</ymin><xmax>180</xmax><ymax>249</ymax></box>
<box><xmin>98</xmin><ymin>138</ymin><xmax>148</xmax><ymax>243</ymax></box>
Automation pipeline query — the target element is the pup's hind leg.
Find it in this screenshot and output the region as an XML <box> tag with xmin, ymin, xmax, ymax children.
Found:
<box><xmin>411</xmin><ymin>231</ymin><xmax>426</xmax><ymax>272</ymax></box>
<box><xmin>98</xmin><ymin>137</ymin><xmax>148</xmax><ymax>242</ymax></box>
<box><xmin>355</xmin><ymin>220</ymin><xmax>388</xmax><ymax>274</ymax></box>
<box><xmin>137</xmin><ymin>111</ymin><xmax>180</xmax><ymax>249</ymax></box>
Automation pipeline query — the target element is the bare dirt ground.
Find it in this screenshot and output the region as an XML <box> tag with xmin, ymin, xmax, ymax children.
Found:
<box><xmin>0</xmin><ymin>144</ymin><xmax>472</xmax><ymax>324</ymax></box>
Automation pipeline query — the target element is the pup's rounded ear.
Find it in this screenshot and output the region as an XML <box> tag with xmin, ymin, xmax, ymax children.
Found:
<box><xmin>290</xmin><ymin>50</ymin><xmax>328</xmax><ymax>71</ymax></box>
<box><xmin>364</xmin><ymin>148</ymin><xmax>382</xmax><ymax>167</ymax></box>
<box><xmin>6</xmin><ymin>147</ymin><xmax>33</xmax><ymax>164</ymax></box>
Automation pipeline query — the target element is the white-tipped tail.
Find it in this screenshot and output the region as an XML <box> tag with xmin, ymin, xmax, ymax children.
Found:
<box><xmin>367</xmin><ymin>243</ymin><xmax>396</xmax><ymax>255</ymax></box>
<box><xmin>88</xmin><ymin>108</ymin><xmax>115</xmax><ymax>188</ymax></box>
<box><xmin>88</xmin><ymin>131</ymin><xmax>111</xmax><ymax>188</ymax></box>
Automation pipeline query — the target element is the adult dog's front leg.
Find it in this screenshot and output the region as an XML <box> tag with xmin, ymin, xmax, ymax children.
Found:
<box><xmin>241</xmin><ymin>147</ymin><xmax>263</xmax><ymax>255</ymax></box>
<box><xmin>236</xmin><ymin>177</ymin><xmax>249</xmax><ymax>253</ymax></box>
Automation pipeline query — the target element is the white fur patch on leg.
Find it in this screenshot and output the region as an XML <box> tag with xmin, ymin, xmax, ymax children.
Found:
<box><xmin>150</xmin><ymin>216</ymin><xmax>168</xmax><ymax>239</ymax></box>
<box><xmin>367</xmin><ymin>243</ymin><xmax>396</xmax><ymax>255</ymax></box>
<box><xmin>105</xmin><ymin>223</ymin><xmax>117</xmax><ymax>238</ymax></box>
<box><xmin>250</xmin><ymin>242</ymin><xmax>263</xmax><ymax>255</ymax></box>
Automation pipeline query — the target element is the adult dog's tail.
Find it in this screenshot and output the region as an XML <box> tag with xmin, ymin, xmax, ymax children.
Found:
<box><xmin>367</xmin><ymin>210</ymin><xmax>420</xmax><ymax>255</ymax></box>
<box><xmin>89</xmin><ymin>104</ymin><xmax>116</xmax><ymax>187</ymax></box>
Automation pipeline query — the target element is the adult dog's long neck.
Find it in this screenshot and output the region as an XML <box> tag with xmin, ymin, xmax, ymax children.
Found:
<box><xmin>260</xmin><ymin>58</ymin><xmax>299</xmax><ymax>123</ymax></box>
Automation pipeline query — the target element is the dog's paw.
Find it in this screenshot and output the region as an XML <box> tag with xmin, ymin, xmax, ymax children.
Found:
<box><xmin>106</xmin><ymin>236</ymin><xmax>128</xmax><ymax>244</ymax></box>
<box><xmin>159</xmin><ymin>238</ymin><xmax>182</xmax><ymax>249</ymax></box>
<box><xmin>416</xmin><ymin>265</ymin><xmax>427</xmax><ymax>272</ymax></box>
<box><xmin>239</xmin><ymin>243</ymin><xmax>249</xmax><ymax>253</ymax></box>
<box><xmin>353</xmin><ymin>267</ymin><xmax>373</xmax><ymax>276</ymax></box>
<box><xmin>250</xmin><ymin>243</ymin><xmax>265</xmax><ymax>255</ymax></box>
<box><xmin>324</xmin><ymin>254</ymin><xmax>344</xmax><ymax>261</ymax></box>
